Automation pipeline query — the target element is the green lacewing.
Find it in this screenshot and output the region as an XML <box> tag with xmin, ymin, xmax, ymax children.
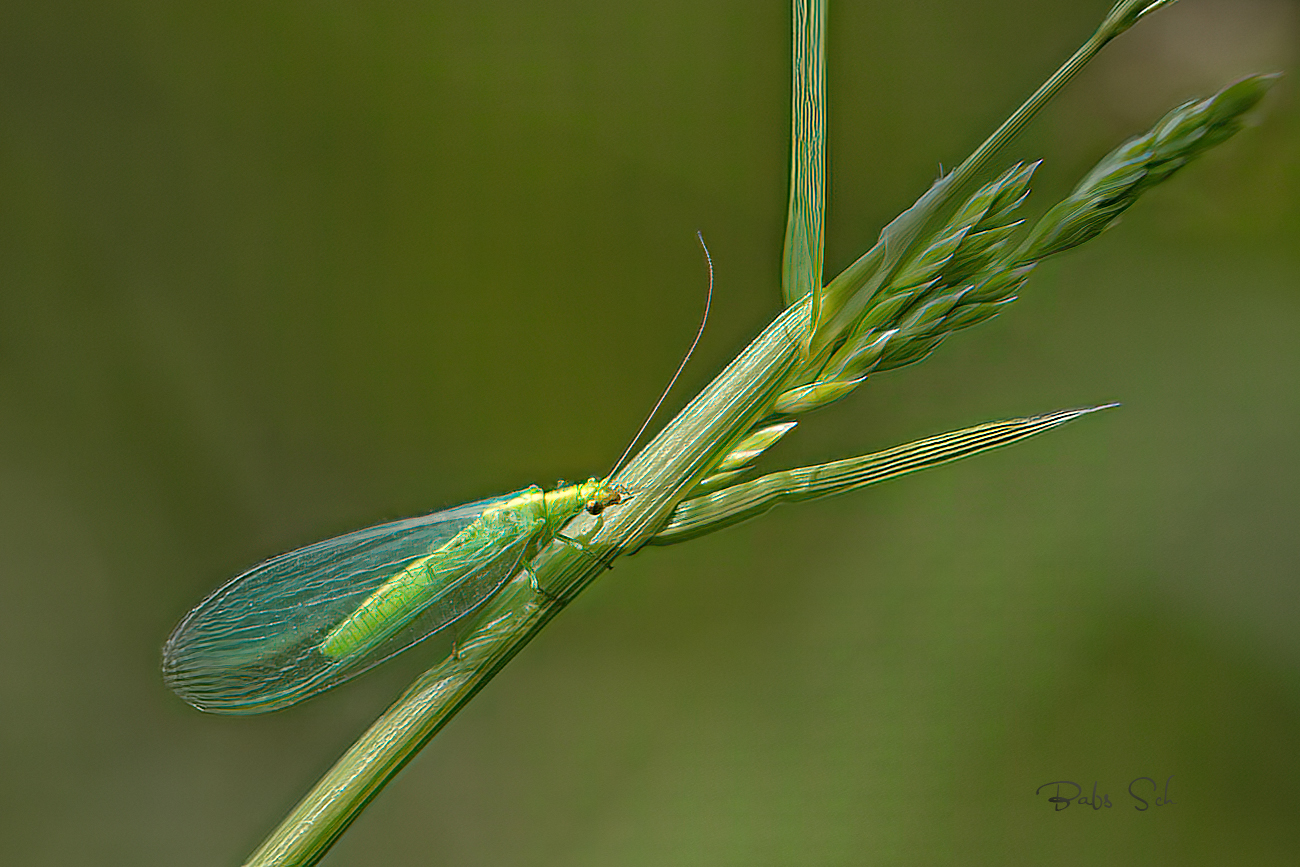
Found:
<box><xmin>163</xmin><ymin>480</ymin><xmax>627</xmax><ymax>713</ymax></box>
<box><xmin>164</xmin><ymin>234</ymin><xmax>714</xmax><ymax>714</ymax></box>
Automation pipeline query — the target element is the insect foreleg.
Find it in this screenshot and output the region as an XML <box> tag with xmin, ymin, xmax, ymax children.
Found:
<box><xmin>523</xmin><ymin>563</ymin><xmax>564</xmax><ymax>602</ymax></box>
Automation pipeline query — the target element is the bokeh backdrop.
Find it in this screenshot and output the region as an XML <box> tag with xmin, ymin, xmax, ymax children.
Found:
<box><xmin>2</xmin><ymin>1</ymin><xmax>1298</xmax><ymax>864</ymax></box>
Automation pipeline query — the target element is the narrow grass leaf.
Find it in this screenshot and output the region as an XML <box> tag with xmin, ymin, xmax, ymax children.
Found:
<box><xmin>651</xmin><ymin>405</ymin><xmax>1116</xmax><ymax>545</ymax></box>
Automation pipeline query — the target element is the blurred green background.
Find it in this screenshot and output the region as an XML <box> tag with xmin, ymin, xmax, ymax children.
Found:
<box><xmin>2</xmin><ymin>1</ymin><xmax>1298</xmax><ymax>864</ymax></box>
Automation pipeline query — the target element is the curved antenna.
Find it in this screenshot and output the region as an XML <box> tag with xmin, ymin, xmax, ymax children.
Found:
<box><xmin>608</xmin><ymin>231</ymin><xmax>714</xmax><ymax>480</ymax></box>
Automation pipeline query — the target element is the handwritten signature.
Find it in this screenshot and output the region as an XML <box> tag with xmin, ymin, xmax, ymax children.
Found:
<box><xmin>1035</xmin><ymin>777</ymin><xmax>1174</xmax><ymax>811</ymax></box>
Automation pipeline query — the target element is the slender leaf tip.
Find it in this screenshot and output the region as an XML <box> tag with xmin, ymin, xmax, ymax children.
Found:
<box><xmin>1102</xmin><ymin>0</ymin><xmax>1181</xmax><ymax>38</ymax></box>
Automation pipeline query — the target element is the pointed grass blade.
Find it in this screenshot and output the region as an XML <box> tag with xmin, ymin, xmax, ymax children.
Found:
<box><xmin>651</xmin><ymin>405</ymin><xmax>1115</xmax><ymax>545</ymax></box>
<box><xmin>781</xmin><ymin>0</ymin><xmax>827</xmax><ymax>347</ymax></box>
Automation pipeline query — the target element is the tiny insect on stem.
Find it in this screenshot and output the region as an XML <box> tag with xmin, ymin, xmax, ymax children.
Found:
<box><xmin>163</xmin><ymin>235</ymin><xmax>707</xmax><ymax>714</ymax></box>
<box><xmin>164</xmin><ymin>478</ymin><xmax>631</xmax><ymax>712</ymax></box>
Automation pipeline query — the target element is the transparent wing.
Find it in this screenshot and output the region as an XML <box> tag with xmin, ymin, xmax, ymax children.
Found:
<box><xmin>163</xmin><ymin>490</ymin><xmax>536</xmax><ymax>714</ymax></box>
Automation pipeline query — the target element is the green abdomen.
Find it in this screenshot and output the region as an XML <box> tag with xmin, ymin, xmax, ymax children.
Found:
<box><xmin>317</xmin><ymin>506</ymin><xmax>539</xmax><ymax>661</ymax></box>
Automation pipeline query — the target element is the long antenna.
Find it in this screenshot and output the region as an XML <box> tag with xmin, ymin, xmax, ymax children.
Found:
<box><xmin>608</xmin><ymin>231</ymin><xmax>714</xmax><ymax>480</ymax></box>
